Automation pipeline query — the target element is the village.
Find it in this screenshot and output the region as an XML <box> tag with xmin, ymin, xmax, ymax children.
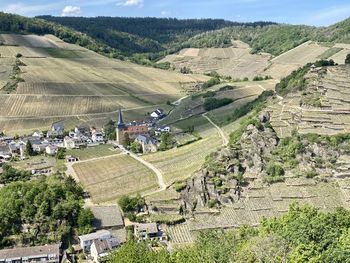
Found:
<box><xmin>0</xmin><ymin>108</ymin><xmax>175</xmax><ymax>263</ymax></box>
<box><xmin>0</xmin><ymin>108</ymin><xmax>171</xmax><ymax>167</ymax></box>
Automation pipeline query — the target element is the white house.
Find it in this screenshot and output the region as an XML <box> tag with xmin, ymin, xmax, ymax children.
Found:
<box><xmin>92</xmin><ymin>131</ymin><xmax>104</xmax><ymax>143</ymax></box>
<box><xmin>90</xmin><ymin>238</ymin><xmax>119</xmax><ymax>263</ymax></box>
<box><xmin>64</xmin><ymin>137</ymin><xmax>75</xmax><ymax>149</ymax></box>
<box><xmin>78</xmin><ymin>230</ymin><xmax>113</xmax><ymax>253</ymax></box>
<box><xmin>46</xmin><ymin>145</ymin><xmax>58</xmax><ymax>156</ymax></box>
<box><xmin>134</xmin><ymin>223</ymin><xmax>167</xmax><ymax>242</ymax></box>
<box><xmin>155</xmin><ymin>126</ymin><xmax>171</xmax><ymax>136</ymax></box>
<box><xmin>150</xmin><ymin>109</ymin><xmax>165</xmax><ymax>119</ymax></box>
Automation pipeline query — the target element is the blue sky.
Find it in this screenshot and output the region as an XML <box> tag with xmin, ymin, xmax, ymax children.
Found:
<box><xmin>1</xmin><ymin>0</ymin><xmax>349</xmax><ymax>26</ymax></box>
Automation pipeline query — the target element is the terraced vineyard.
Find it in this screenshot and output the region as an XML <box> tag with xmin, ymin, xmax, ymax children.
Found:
<box><xmin>73</xmin><ymin>154</ymin><xmax>158</xmax><ymax>203</ymax></box>
<box><xmin>159</xmin><ymin>41</ymin><xmax>271</xmax><ymax>79</ymax></box>
<box><xmin>269</xmin><ymin>65</ymin><xmax>350</xmax><ymax>137</ymax></box>
<box><xmin>0</xmin><ymin>34</ymin><xmax>208</xmax><ymax>134</ymax></box>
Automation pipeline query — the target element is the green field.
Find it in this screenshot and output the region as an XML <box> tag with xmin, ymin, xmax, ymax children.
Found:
<box><xmin>66</xmin><ymin>144</ymin><xmax>120</xmax><ymax>161</ymax></box>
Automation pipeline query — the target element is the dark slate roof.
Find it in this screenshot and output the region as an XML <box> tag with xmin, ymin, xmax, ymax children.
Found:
<box><xmin>52</xmin><ymin>121</ymin><xmax>64</xmax><ymax>131</ymax></box>
<box><xmin>91</xmin><ymin>206</ymin><xmax>124</xmax><ymax>229</ymax></box>
<box><xmin>0</xmin><ymin>143</ymin><xmax>11</xmax><ymax>155</ymax></box>
<box><xmin>0</xmin><ymin>244</ymin><xmax>60</xmax><ymax>260</ymax></box>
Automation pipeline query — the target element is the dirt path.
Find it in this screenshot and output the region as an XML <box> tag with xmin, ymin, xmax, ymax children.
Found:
<box><xmin>203</xmin><ymin>113</ymin><xmax>229</xmax><ymax>146</ymax></box>
<box><xmin>120</xmin><ymin>147</ymin><xmax>166</xmax><ymax>191</ymax></box>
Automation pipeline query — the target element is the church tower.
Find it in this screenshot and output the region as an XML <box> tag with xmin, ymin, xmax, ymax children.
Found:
<box><xmin>116</xmin><ymin>109</ymin><xmax>126</xmax><ymax>145</ymax></box>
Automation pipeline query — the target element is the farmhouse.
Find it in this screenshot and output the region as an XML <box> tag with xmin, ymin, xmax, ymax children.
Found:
<box><xmin>134</xmin><ymin>223</ymin><xmax>167</xmax><ymax>242</ymax></box>
<box><xmin>0</xmin><ymin>244</ymin><xmax>60</xmax><ymax>263</ymax></box>
<box><xmin>134</xmin><ymin>135</ymin><xmax>158</xmax><ymax>153</ymax></box>
<box><xmin>91</xmin><ymin>206</ymin><xmax>124</xmax><ymax>230</ymax></box>
<box><xmin>155</xmin><ymin>126</ymin><xmax>171</xmax><ymax>136</ymax></box>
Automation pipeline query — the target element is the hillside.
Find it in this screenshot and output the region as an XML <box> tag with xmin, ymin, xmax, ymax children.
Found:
<box><xmin>143</xmin><ymin>63</ymin><xmax>350</xmax><ymax>248</ymax></box>
<box><xmin>37</xmin><ymin>16</ymin><xmax>275</xmax><ymax>57</ymax></box>
<box><xmin>0</xmin><ymin>33</ymin><xmax>207</xmax><ymax>134</ymax></box>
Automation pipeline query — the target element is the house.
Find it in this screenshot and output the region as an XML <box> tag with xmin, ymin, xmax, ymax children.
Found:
<box><xmin>150</xmin><ymin>109</ymin><xmax>165</xmax><ymax>119</ymax></box>
<box><xmin>92</xmin><ymin>131</ymin><xmax>104</xmax><ymax>143</ymax></box>
<box><xmin>0</xmin><ymin>244</ymin><xmax>60</xmax><ymax>263</ymax></box>
<box><xmin>90</xmin><ymin>238</ymin><xmax>119</xmax><ymax>263</ymax></box>
<box><xmin>46</xmin><ymin>145</ymin><xmax>58</xmax><ymax>156</ymax></box>
<box><xmin>0</xmin><ymin>143</ymin><xmax>11</xmax><ymax>156</ymax></box>
<box><xmin>64</xmin><ymin>137</ymin><xmax>76</xmax><ymax>149</ymax></box>
<box><xmin>155</xmin><ymin>126</ymin><xmax>171</xmax><ymax>136</ymax></box>
<box><xmin>91</xmin><ymin>206</ymin><xmax>124</xmax><ymax>230</ymax></box>
<box><xmin>134</xmin><ymin>135</ymin><xmax>158</xmax><ymax>153</ymax></box>
<box><xmin>134</xmin><ymin>223</ymin><xmax>167</xmax><ymax>242</ymax></box>
<box><xmin>32</xmin><ymin>131</ymin><xmax>44</xmax><ymax>138</ymax></box>
<box><xmin>66</xmin><ymin>155</ymin><xmax>78</xmax><ymax>163</ymax></box>
<box><xmin>51</xmin><ymin>121</ymin><xmax>64</xmax><ymax>134</ymax></box>
<box><xmin>79</xmin><ymin>230</ymin><xmax>114</xmax><ymax>253</ymax></box>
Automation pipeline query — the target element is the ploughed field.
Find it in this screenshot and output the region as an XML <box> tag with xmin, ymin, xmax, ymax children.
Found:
<box><xmin>0</xmin><ymin>34</ymin><xmax>207</xmax><ymax>134</ymax></box>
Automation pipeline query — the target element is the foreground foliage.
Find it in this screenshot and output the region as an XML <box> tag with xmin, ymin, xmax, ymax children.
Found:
<box><xmin>0</xmin><ymin>174</ymin><xmax>89</xmax><ymax>248</ymax></box>
<box><xmin>107</xmin><ymin>204</ymin><xmax>350</xmax><ymax>263</ymax></box>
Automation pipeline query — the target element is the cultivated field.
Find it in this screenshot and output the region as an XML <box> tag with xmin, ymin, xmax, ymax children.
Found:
<box><xmin>142</xmin><ymin>125</ymin><xmax>222</xmax><ymax>185</ymax></box>
<box><xmin>0</xmin><ymin>34</ymin><xmax>208</xmax><ymax>134</ymax></box>
<box><xmin>66</xmin><ymin>144</ymin><xmax>119</xmax><ymax>161</ymax></box>
<box><xmin>73</xmin><ymin>154</ymin><xmax>158</xmax><ymax>203</ymax></box>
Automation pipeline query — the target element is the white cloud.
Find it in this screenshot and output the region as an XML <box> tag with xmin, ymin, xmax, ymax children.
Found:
<box><xmin>117</xmin><ymin>0</ymin><xmax>144</xmax><ymax>7</ymax></box>
<box><xmin>61</xmin><ymin>6</ymin><xmax>81</xmax><ymax>16</ymax></box>
<box><xmin>3</xmin><ymin>2</ymin><xmax>61</xmax><ymax>16</ymax></box>
<box><xmin>161</xmin><ymin>10</ymin><xmax>171</xmax><ymax>16</ymax></box>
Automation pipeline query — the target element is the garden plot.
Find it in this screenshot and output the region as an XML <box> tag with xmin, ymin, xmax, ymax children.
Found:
<box><xmin>73</xmin><ymin>154</ymin><xmax>158</xmax><ymax>203</ymax></box>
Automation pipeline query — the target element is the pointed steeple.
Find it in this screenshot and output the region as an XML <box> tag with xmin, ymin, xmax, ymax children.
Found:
<box><xmin>117</xmin><ymin>108</ymin><xmax>125</xmax><ymax>129</ymax></box>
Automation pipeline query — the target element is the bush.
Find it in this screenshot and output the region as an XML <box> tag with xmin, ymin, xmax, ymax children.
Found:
<box><xmin>203</xmin><ymin>97</ymin><xmax>233</xmax><ymax>111</ymax></box>
<box><xmin>202</xmin><ymin>91</ymin><xmax>216</xmax><ymax>98</ymax></box>
<box><xmin>118</xmin><ymin>194</ymin><xmax>145</xmax><ymax>213</ymax></box>
<box><xmin>266</xmin><ymin>162</ymin><xmax>285</xmax><ymax>177</ymax></box>
<box><xmin>174</xmin><ymin>182</ymin><xmax>187</xmax><ymax>192</ymax></box>
<box><xmin>203</xmin><ymin>77</ymin><xmax>220</xmax><ymax>89</ymax></box>
<box><xmin>345</xmin><ymin>53</ymin><xmax>350</xmax><ymax>64</ymax></box>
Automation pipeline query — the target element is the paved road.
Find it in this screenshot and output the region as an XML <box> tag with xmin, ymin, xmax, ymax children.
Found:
<box><xmin>203</xmin><ymin>113</ymin><xmax>229</xmax><ymax>146</ymax></box>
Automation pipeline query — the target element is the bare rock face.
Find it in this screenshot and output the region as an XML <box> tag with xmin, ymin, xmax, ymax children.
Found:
<box><xmin>180</xmin><ymin>119</ymin><xmax>279</xmax><ymax>213</ymax></box>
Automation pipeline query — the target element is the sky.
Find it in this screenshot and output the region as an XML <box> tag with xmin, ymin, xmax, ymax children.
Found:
<box><xmin>1</xmin><ymin>0</ymin><xmax>349</xmax><ymax>26</ymax></box>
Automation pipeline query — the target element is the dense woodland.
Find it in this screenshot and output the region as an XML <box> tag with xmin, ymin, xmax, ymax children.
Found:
<box><xmin>1</xmin><ymin>12</ymin><xmax>349</xmax><ymax>65</ymax></box>
<box><xmin>107</xmin><ymin>204</ymin><xmax>350</xmax><ymax>263</ymax></box>
<box><xmin>0</xmin><ymin>174</ymin><xmax>91</xmax><ymax>248</ymax></box>
<box><xmin>39</xmin><ymin>16</ymin><xmax>350</xmax><ymax>58</ymax></box>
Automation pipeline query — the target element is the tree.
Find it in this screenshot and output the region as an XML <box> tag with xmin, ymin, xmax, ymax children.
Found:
<box><xmin>345</xmin><ymin>53</ymin><xmax>350</xmax><ymax>64</ymax></box>
<box><xmin>25</xmin><ymin>140</ymin><xmax>35</xmax><ymax>156</ymax></box>
<box><xmin>123</xmin><ymin>133</ymin><xmax>131</xmax><ymax>148</ymax></box>
<box><xmin>77</xmin><ymin>208</ymin><xmax>94</xmax><ymax>235</ymax></box>
<box><xmin>56</xmin><ymin>148</ymin><xmax>66</xmax><ymax>159</ymax></box>
<box><xmin>130</xmin><ymin>141</ymin><xmax>142</xmax><ymax>153</ymax></box>
<box><xmin>159</xmin><ymin>132</ymin><xmax>174</xmax><ymax>151</ymax></box>
<box><xmin>118</xmin><ymin>194</ymin><xmax>145</xmax><ymax>213</ymax></box>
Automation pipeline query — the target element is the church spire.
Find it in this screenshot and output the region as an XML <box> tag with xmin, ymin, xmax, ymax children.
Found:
<box><xmin>117</xmin><ymin>108</ymin><xmax>125</xmax><ymax>129</ymax></box>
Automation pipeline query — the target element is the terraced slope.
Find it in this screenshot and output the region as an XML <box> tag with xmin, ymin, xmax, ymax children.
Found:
<box><xmin>269</xmin><ymin>64</ymin><xmax>350</xmax><ymax>138</ymax></box>
<box><xmin>0</xmin><ymin>34</ymin><xmax>208</xmax><ymax>134</ymax></box>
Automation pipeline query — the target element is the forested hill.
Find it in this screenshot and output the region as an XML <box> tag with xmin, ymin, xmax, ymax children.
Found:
<box><xmin>37</xmin><ymin>16</ymin><xmax>275</xmax><ymax>55</ymax></box>
<box><xmin>0</xmin><ymin>12</ymin><xmax>123</xmax><ymax>58</ymax></box>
